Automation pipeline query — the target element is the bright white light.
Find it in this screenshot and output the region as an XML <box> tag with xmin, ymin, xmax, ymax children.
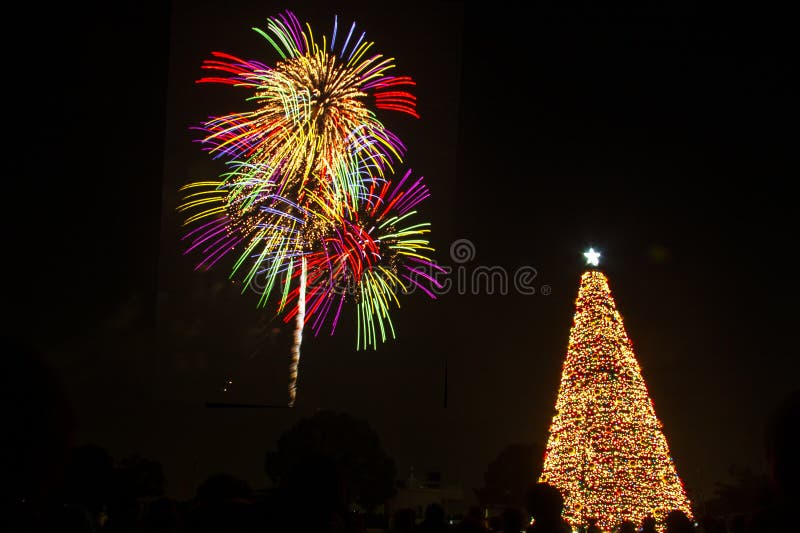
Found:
<box><xmin>584</xmin><ymin>248</ymin><xmax>601</xmax><ymax>266</ymax></box>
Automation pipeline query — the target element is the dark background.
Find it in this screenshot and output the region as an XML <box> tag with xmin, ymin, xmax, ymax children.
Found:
<box><xmin>6</xmin><ymin>0</ymin><xmax>797</xmax><ymax>507</ymax></box>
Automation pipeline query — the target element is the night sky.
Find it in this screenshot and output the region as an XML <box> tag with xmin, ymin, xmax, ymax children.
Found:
<box><xmin>7</xmin><ymin>0</ymin><xmax>797</xmax><ymax>507</ymax></box>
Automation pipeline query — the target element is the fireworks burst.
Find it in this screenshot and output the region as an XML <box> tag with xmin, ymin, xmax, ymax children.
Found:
<box><xmin>195</xmin><ymin>11</ymin><xmax>416</xmax><ymax>201</ymax></box>
<box><xmin>178</xmin><ymin>10</ymin><xmax>437</xmax><ymax>404</ymax></box>
<box><xmin>282</xmin><ymin>170</ymin><xmax>444</xmax><ymax>350</ymax></box>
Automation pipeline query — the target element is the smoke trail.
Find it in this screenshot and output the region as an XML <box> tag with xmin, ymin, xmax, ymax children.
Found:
<box><xmin>288</xmin><ymin>256</ymin><xmax>306</xmax><ymax>406</ymax></box>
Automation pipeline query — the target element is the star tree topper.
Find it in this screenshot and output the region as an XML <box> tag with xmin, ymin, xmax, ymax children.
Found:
<box><xmin>584</xmin><ymin>248</ymin><xmax>601</xmax><ymax>266</ymax></box>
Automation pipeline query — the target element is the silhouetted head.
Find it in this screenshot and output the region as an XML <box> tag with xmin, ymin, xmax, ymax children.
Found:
<box><xmin>525</xmin><ymin>482</ymin><xmax>564</xmax><ymax>522</ymax></box>
<box><xmin>641</xmin><ymin>516</ymin><xmax>657</xmax><ymax>531</ymax></box>
<box><xmin>424</xmin><ymin>502</ymin><xmax>445</xmax><ymax>524</ymax></box>
<box><xmin>618</xmin><ymin>519</ymin><xmax>636</xmax><ymax>533</ymax></box>
<box><xmin>665</xmin><ymin>510</ymin><xmax>693</xmax><ymax>533</ymax></box>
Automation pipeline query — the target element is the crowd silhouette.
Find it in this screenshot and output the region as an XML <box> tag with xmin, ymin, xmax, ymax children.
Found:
<box><xmin>2</xmin><ymin>337</ymin><xmax>797</xmax><ymax>532</ymax></box>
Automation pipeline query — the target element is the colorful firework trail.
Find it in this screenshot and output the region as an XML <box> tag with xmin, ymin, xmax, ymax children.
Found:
<box><xmin>178</xmin><ymin>10</ymin><xmax>439</xmax><ymax>404</ymax></box>
<box><xmin>280</xmin><ymin>170</ymin><xmax>445</xmax><ymax>350</ymax></box>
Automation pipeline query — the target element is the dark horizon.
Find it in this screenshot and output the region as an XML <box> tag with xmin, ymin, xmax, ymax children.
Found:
<box><xmin>6</xmin><ymin>0</ymin><xmax>797</xmax><ymax>511</ymax></box>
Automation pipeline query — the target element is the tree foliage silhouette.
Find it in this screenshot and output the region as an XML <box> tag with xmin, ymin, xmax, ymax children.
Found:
<box><xmin>265</xmin><ymin>410</ymin><xmax>396</xmax><ymax>510</ymax></box>
<box><xmin>475</xmin><ymin>443</ymin><xmax>544</xmax><ymax>508</ymax></box>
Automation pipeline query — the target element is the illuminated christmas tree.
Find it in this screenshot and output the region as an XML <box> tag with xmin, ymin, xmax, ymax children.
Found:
<box><xmin>539</xmin><ymin>249</ymin><xmax>692</xmax><ymax>530</ymax></box>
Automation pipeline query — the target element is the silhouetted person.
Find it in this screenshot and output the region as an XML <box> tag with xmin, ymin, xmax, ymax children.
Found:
<box><xmin>500</xmin><ymin>507</ymin><xmax>525</xmax><ymax>532</ymax></box>
<box><xmin>524</xmin><ymin>483</ymin><xmax>570</xmax><ymax>533</ymax></box>
<box><xmin>391</xmin><ymin>508</ymin><xmax>417</xmax><ymax>533</ymax></box>
<box><xmin>454</xmin><ymin>506</ymin><xmax>486</xmax><ymax>532</ymax></box>
<box><xmin>747</xmin><ymin>389</ymin><xmax>799</xmax><ymax>533</ymax></box>
<box><xmin>617</xmin><ymin>519</ymin><xmax>636</xmax><ymax>533</ymax></box>
<box><xmin>665</xmin><ymin>510</ymin><xmax>693</xmax><ymax>533</ymax></box>
<box><xmin>415</xmin><ymin>502</ymin><xmax>448</xmax><ymax>533</ymax></box>
<box><xmin>640</xmin><ymin>516</ymin><xmax>658</xmax><ymax>533</ymax></box>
